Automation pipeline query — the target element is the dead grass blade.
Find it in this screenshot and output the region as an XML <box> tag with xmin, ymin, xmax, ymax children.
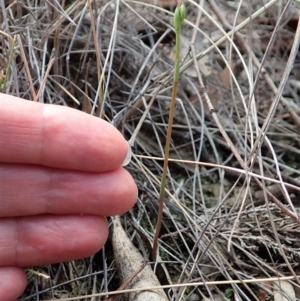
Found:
<box><xmin>2</xmin><ymin>0</ymin><xmax>299</xmax><ymax>300</ymax></box>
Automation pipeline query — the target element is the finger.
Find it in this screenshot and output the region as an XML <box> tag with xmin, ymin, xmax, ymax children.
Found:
<box><xmin>0</xmin><ymin>94</ymin><xmax>128</xmax><ymax>172</ymax></box>
<box><xmin>0</xmin><ymin>215</ymin><xmax>108</xmax><ymax>267</ymax></box>
<box><xmin>0</xmin><ymin>164</ymin><xmax>137</xmax><ymax>217</ymax></box>
<box><xmin>0</xmin><ymin>267</ymin><xmax>27</xmax><ymax>301</ymax></box>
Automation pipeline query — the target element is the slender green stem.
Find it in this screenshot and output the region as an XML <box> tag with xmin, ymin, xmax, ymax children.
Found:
<box><xmin>26</xmin><ymin>268</ymin><xmax>50</xmax><ymax>279</ymax></box>
<box><xmin>174</xmin><ymin>27</ymin><xmax>182</xmax><ymax>82</ymax></box>
<box><xmin>152</xmin><ymin>3</ymin><xmax>185</xmax><ymax>260</ymax></box>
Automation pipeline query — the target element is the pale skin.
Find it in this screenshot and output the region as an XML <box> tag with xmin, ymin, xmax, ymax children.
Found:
<box><xmin>0</xmin><ymin>93</ymin><xmax>138</xmax><ymax>300</ymax></box>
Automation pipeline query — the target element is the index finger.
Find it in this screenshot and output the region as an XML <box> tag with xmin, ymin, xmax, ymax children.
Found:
<box><xmin>0</xmin><ymin>94</ymin><xmax>128</xmax><ymax>172</ymax></box>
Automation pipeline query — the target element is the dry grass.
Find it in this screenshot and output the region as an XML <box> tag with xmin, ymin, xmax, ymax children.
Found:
<box><xmin>1</xmin><ymin>0</ymin><xmax>300</xmax><ymax>300</ymax></box>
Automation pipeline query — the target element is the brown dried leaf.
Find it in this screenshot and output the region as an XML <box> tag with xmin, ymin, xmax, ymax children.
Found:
<box><xmin>255</xmin><ymin>280</ymin><xmax>272</xmax><ymax>301</ymax></box>
<box><xmin>218</xmin><ymin>65</ymin><xmax>233</xmax><ymax>90</ymax></box>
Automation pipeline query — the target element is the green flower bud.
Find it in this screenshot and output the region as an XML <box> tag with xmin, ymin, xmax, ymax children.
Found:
<box><xmin>174</xmin><ymin>3</ymin><xmax>186</xmax><ymax>31</ymax></box>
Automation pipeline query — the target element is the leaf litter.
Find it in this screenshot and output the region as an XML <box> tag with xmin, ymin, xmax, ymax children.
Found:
<box><xmin>1</xmin><ymin>0</ymin><xmax>300</xmax><ymax>300</ymax></box>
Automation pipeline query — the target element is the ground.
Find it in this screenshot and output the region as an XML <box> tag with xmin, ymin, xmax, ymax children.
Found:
<box><xmin>1</xmin><ymin>0</ymin><xmax>300</xmax><ymax>300</ymax></box>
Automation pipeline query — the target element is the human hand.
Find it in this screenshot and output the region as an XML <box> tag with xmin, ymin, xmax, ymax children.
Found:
<box><xmin>0</xmin><ymin>94</ymin><xmax>137</xmax><ymax>300</ymax></box>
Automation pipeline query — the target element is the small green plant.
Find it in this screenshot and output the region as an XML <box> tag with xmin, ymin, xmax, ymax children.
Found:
<box><xmin>152</xmin><ymin>2</ymin><xmax>186</xmax><ymax>260</ymax></box>
<box><xmin>225</xmin><ymin>288</ymin><xmax>233</xmax><ymax>298</ymax></box>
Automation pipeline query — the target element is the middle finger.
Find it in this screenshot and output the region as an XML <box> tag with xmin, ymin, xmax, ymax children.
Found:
<box><xmin>0</xmin><ymin>163</ymin><xmax>137</xmax><ymax>217</ymax></box>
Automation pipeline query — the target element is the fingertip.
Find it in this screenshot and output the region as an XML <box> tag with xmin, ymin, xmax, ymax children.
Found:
<box><xmin>115</xmin><ymin>168</ymin><xmax>138</xmax><ymax>215</ymax></box>
<box><xmin>96</xmin><ymin>168</ymin><xmax>138</xmax><ymax>216</ymax></box>
<box><xmin>0</xmin><ymin>267</ymin><xmax>27</xmax><ymax>301</ymax></box>
<box><xmin>89</xmin><ymin>217</ymin><xmax>109</xmax><ymax>254</ymax></box>
<box><xmin>41</xmin><ymin>104</ymin><xmax>129</xmax><ymax>172</ymax></box>
<box><xmin>100</xmin><ymin>122</ymin><xmax>129</xmax><ymax>170</ymax></box>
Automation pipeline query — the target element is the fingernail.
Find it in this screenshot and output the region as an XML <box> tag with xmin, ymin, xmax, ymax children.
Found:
<box><xmin>122</xmin><ymin>142</ymin><xmax>132</xmax><ymax>166</ymax></box>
